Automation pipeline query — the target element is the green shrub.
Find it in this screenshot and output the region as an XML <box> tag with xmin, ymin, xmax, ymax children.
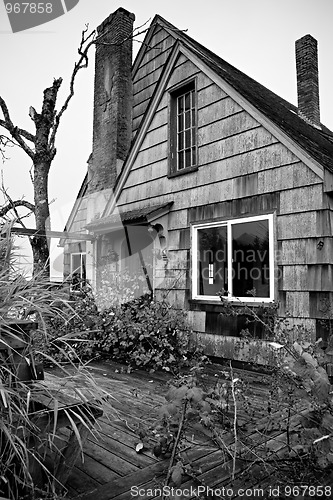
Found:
<box><xmin>44</xmin><ymin>287</ymin><xmax>193</xmax><ymax>373</ymax></box>
<box><xmin>41</xmin><ymin>285</ymin><xmax>102</xmax><ymax>363</ymax></box>
<box><xmin>96</xmin><ymin>295</ymin><xmax>192</xmax><ymax>371</ymax></box>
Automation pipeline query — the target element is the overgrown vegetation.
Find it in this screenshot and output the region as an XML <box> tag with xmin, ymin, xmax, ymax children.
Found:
<box><xmin>135</xmin><ymin>294</ymin><xmax>333</xmax><ymax>492</ymax></box>
<box><xmin>0</xmin><ymin>225</ymin><xmax>110</xmax><ymax>500</ymax></box>
<box><xmin>44</xmin><ymin>282</ymin><xmax>194</xmax><ymax>373</ymax></box>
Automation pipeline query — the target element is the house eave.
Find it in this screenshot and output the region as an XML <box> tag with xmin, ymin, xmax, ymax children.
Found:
<box><xmin>86</xmin><ymin>201</ymin><xmax>174</xmax><ymax>235</ymax></box>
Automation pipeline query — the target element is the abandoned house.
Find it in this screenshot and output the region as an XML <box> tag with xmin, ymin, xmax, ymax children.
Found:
<box><xmin>60</xmin><ymin>7</ymin><xmax>333</xmax><ymax>361</ymax></box>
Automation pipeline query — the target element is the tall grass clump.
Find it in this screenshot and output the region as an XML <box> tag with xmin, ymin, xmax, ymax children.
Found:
<box><xmin>0</xmin><ymin>222</ymin><xmax>111</xmax><ymax>500</ymax></box>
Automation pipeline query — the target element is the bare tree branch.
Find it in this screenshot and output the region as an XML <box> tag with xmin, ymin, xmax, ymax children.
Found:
<box><xmin>0</xmin><ymin>134</ymin><xmax>15</xmax><ymax>161</ymax></box>
<box><xmin>94</xmin><ymin>19</ymin><xmax>151</xmax><ymax>46</ymax></box>
<box><xmin>0</xmin><ymin>118</ymin><xmax>35</xmax><ymax>143</ymax></box>
<box><xmin>0</xmin><ymin>135</ymin><xmax>16</xmax><ymax>147</ymax></box>
<box><xmin>0</xmin><ymin>18</ymin><xmax>157</xmax><ymax>275</ymax></box>
<box><xmin>0</xmin><ymin>97</ymin><xmax>35</xmax><ymax>158</ymax></box>
<box><xmin>0</xmin><ymin>199</ymin><xmax>35</xmax><ymax>218</ymax></box>
<box><xmin>50</xmin><ymin>19</ymin><xmax>153</xmax><ymax>150</ymax></box>
<box><xmin>49</xmin><ymin>26</ymin><xmax>96</xmax><ymax>150</ymax></box>
<box><xmin>0</xmin><ymin>178</ymin><xmax>34</xmax><ymax>260</ymax></box>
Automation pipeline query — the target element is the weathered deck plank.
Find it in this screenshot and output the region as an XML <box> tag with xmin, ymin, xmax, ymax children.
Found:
<box><xmin>63</xmin><ymin>360</ymin><xmax>326</xmax><ymax>500</ymax></box>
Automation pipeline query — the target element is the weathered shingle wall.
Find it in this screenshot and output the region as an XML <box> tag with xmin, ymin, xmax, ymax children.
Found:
<box><xmin>118</xmin><ymin>37</ymin><xmax>330</xmax><ymax>348</ymax></box>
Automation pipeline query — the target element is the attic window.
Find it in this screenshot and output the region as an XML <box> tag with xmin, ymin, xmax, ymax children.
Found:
<box><xmin>169</xmin><ymin>80</ymin><xmax>197</xmax><ymax>176</ymax></box>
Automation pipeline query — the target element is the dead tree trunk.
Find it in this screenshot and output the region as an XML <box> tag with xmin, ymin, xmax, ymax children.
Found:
<box><xmin>0</xmin><ymin>19</ymin><xmax>149</xmax><ymax>276</ymax></box>
<box><xmin>28</xmin><ymin>79</ymin><xmax>61</xmax><ymax>276</ymax></box>
<box><xmin>0</xmin><ymin>24</ymin><xmax>97</xmax><ymax>276</ymax></box>
<box><xmin>0</xmin><ymin>79</ymin><xmax>62</xmax><ymax>276</ymax></box>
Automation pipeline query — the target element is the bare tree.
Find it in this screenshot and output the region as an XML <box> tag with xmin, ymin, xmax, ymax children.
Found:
<box><xmin>0</xmin><ymin>26</ymin><xmax>96</xmax><ymax>276</ymax></box>
<box><xmin>0</xmin><ymin>20</ymin><xmax>149</xmax><ymax>277</ymax></box>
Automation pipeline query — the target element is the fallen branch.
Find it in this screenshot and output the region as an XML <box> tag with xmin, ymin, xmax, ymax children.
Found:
<box><xmin>162</xmin><ymin>398</ymin><xmax>188</xmax><ymax>498</ymax></box>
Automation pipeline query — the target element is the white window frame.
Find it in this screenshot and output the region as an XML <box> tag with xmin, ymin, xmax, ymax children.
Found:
<box><xmin>191</xmin><ymin>214</ymin><xmax>274</xmax><ymax>303</ymax></box>
<box><xmin>70</xmin><ymin>253</ymin><xmax>86</xmax><ymax>282</ymax></box>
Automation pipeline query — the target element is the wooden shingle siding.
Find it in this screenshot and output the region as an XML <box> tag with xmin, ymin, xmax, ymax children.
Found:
<box><xmin>159</xmin><ymin>273</ymin><xmax>187</xmax><ymax>290</ymax></box>
<box><xmin>168</xmin><ymin>210</ymin><xmax>188</xmax><ymax>231</ymax></box>
<box><xmin>188</xmin><ymin>194</ymin><xmax>279</xmax><ymax>223</ymax></box>
<box><xmin>128</xmin><ymin>143</ymin><xmax>295</xmax><ymax>188</ymax></box>
<box><xmin>199</xmin><ymin>98</ymin><xmax>243</xmax><ymax>127</ymax></box>
<box><xmin>71</xmin><ymin>221</ymin><xmax>85</xmax><ymax>233</ymax></box>
<box><xmin>188</xmin><ymin>311</ymin><xmax>206</xmax><ymax>333</ymax></box>
<box><xmin>308</xmin><ymin>265</ymin><xmax>333</xmax><ymax>291</ymax></box>
<box><xmin>167</xmin><ymin>249</ymin><xmax>189</xmax><ymax>268</ymax></box>
<box><xmin>132</xmin><ymin>27</ymin><xmax>176</xmax><ymax>135</ymax></box>
<box><xmin>279</xmin><ymin>238</ymin><xmax>333</xmax><ymax>265</ymax></box>
<box><xmin>135</xmin><ymin>29</ymin><xmax>174</xmax><ymax>74</ymax></box>
<box><xmin>154</xmin><ymin>288</ymin><xmax>187</xmax><ymax>309</ymax></box>
<box><xmin>281</xmin><ymin>265</ymin><xmax>333</xmax><ymax>293</ymax></box>
<box><xmin>258</xmin><ymin>162</ymin><xmax>322</xmax><ymax>193</ymax></box>
<box><xmin>309</xmin><ymin>291</ymin><xmax>333</xmax><ymax>318</ymax></box>
<box><xmin>279</xmin><ymin>184</ymin><xmax>323</xmax><ymax>213</ymax></box>
<box><xmin>120</xmin><ymin>176</ymin><xmax>263</xmax><ymax>207</ymax></box>
<box><xmin>166</xmin><ymin>59</ymin><xmax>200</xmax><ymax>89</ymax></box>
<box><xmin>134</xmin><ymin>143</ymin><xmax>168</xmax><ymax>170</ymax></box>
<box><xmin>60</xmin><ymin>13</ymin><xmax>333</xmax><ymax>358</ymax></box>
<box><xmin>198</xmin><ymin>111</ymin><xmax>259</xmax><ymax>145</ymax></box>
<box><xmin>197</xmin><ymin>83</ymin><xmax>229</xmax><ymax>109</ymax></box>
<box><xmin>277</xmin><ymin>212</ymin><xmax>317</xmax><ymax>239</ymax></box>
<box><xmin>147</xmin><ymin>106</ymin><xmax>168</xmax><ymax>131</ymax></box>
<box><xmin>199</xmin><ymin>127</ymin><xmax>277</xmax><ymax>164</ymax></box>
<box><xmin>285</xmin><ymin>292</ymin><xmax>310</xmax><ymax>318</ymax></box>
<box><xmin>316</xmin><ymin>209</ymin><xmax>333</xmax><ymax>236</ymax></box>
<box><xmin>140</xmin><ymin>124</ymin><xmax>168</xmax><ymax>151</ymax></box>
<box><xmin>282</xmin><ymin>265</ymin><xmax>309</xmax><ymax>290</ymax></box>
<box><xmin>118</xmin><ymin>43</ymin><xmax>331</xmax><ymax>346</ymax></box>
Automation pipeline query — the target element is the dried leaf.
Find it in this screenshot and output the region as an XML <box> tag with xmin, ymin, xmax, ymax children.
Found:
<box><xmin>301</xmin><ymin>341</ymin><xmax>311</xmax><ymax>349</ymax></box>
<box><xmin>269</xmin><ymin>342</ymin><xmax>285</xmax><ymax>350</ymax></box>
<box><xmin>187</xmin><ymin>387</ymin><xmax>204</xmax><ymax>403</ymax></box>
<box><xmin>135</xmin><ymin>442</ymin><xmax>144</xmax><ymax>453</ymax></box>
<box><xmin>302</xmin><ymin>352</ymin><xmax>318</xmax><ymax>367</ymax></box>
<box><xmin>293</xmin><ymin>341</ymin><xmax>303</xmax><ymax>355</ymax></box>
<box><xmin>313</xmin><ymin>367</ymin><xmax>330</xmax><ymax>402</ymax></box>
<box><xmin>171</xmin><ymin>463</ymin><xmax>183</xmax><ymax>486</ymax></box>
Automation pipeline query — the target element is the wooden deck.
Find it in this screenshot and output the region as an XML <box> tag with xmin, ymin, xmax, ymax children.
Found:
<box><xmin>59</xmin><ymin>360</ymin><xmax>332</xmax><ymax>500</ymax></box>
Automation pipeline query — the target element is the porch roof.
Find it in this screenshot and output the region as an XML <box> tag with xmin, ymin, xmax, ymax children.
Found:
<box><xmin>85</xmin><ymin>201</ymin><xmax>173</xmax><ymax>234</ymax></box>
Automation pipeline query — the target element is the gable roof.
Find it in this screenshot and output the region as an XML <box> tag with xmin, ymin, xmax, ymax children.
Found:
<box><xmin>62</xmin><ymin>13</ymin><xmax>333</xmax><ymax>242</ymax></box>
<box><xmin>150</xmin><ymin>15</ymin><xmax>333</xmax><ymax>173</ymax></box>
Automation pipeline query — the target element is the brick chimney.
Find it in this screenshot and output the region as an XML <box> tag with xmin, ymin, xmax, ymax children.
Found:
<box><xmin>295</xmin><ymin>34</ymin><xmax>321</xmax><ymax>128</ymax></box>
<box><xmin>88</xmin><ymin>8</ymin><xmax>135</xmax><ymax>194</ymax></box>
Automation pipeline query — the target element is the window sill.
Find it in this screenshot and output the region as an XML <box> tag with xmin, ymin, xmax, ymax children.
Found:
<box><xmin>168</xmin><ymin>165</ymin><xmax>198</xmax><ymax>178</ymax></box>
<box><xmin>189</xmin><ymin>299</ymin><xmax>274</xmax><ymax>311</ymax></box>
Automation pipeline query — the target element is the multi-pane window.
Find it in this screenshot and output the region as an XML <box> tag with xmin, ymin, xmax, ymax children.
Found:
<box><xmin>169</xmin><ymin>81</ymin><xmax>197</xmax><ymax>174</ymax></box>
<box><xmin>176</xmin><ymin>87</ymin><xmax>196</xmax><ymax>170</ymax></box>
<box><xmin>192</xmin><ymin>215</ymin><xmax>274</xmax><ymax>302</ymax></box>
<box><xmin>71</xmin><ymin>253</ymin><xmax>86</xmax><ymax>288</ymax></box>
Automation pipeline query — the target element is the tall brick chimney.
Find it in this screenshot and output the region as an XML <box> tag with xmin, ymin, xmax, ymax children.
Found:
<box><xmin>295</xmin><ymin>34</ymin><xmax>321</xmax><ymax>128</ymax></box>
<box><xmin>88</xmin><ymin>8</ymin><xmax>135</xmax><ymax>194</ymax></box>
